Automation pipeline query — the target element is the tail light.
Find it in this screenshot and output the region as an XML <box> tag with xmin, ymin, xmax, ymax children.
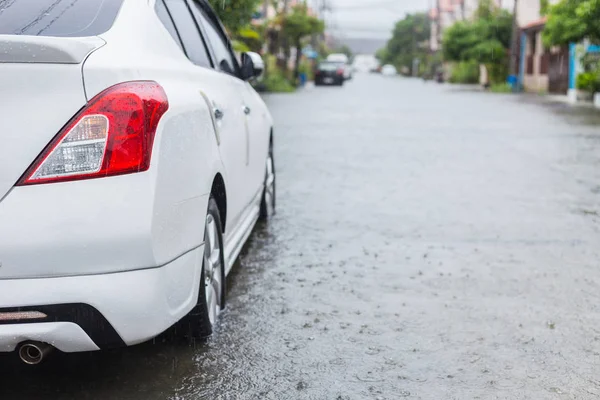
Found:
<box><xmin>17</xmin><ymin>81</ymin><xmax>168</xmax><ymax>186</ymax></box>
<box><xmin>336</xmin><ymin>68</ymin><xmax>344</xmax><ymax>75</ymax></box>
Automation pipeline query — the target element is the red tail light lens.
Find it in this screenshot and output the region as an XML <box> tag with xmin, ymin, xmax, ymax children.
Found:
<box><xmin>17</xmin><ymin>81</ymin><xmax>168</xmax><ymax>186</ymax></box>
<box><xmin>336</xmin><ymin>68</ymin><xmax>344</xmax><ymax>75</ymax></box>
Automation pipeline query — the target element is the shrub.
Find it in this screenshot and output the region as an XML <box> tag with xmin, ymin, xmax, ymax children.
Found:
<box><xmin>490</xmin><ymin>82</ymin><xmax>512</xmax><ymax>93</ymax></box>
<box><xmin>231</xmin><ymin>40</ymin><xmax>250</xmax><ymax>53</ymax></box>
<box><xmin>449</xmin><ymin>61</ymin><xmax>479</xmax><ymax>84</ymax></box>
<box><xmin>298</xmin><ymin>59</ymin><xmax>314</xmax><ymax>81</ymax></box>
<box><xmin>486</xmin><ymin>62</ymin><xmax>508</xmax><ymax>85</ymax></box>
<box><xmin>263</xmin><ymin>71</ymin><xmax>295</xmax><ymax>93</ymax></box>
<box><xmin>576</xmin><ymin>71</ymin><xmax>600</xmax><ymax>93</ymax></box>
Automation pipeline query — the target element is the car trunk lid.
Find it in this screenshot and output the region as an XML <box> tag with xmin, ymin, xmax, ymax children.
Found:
<box><xmin>0</xmin><ymin>36</ymin><xmax>104</xmax><ymax>201</ymax></box>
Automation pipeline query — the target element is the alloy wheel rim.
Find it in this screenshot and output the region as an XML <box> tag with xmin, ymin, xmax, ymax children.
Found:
<box><xmin>204</xmin><ymin>214</ymin><xmax>222</xmax><ymax>326</ymax></box>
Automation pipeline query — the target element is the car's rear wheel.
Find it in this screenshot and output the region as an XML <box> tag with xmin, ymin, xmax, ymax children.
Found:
<box><xmin>259</xmin><ymin>138</ymin><xmax>276</xmax><ymax>220</ymax></box>
<box><xmin>177</xmin><ymin>198</ymin><xmax>225</xmax><ymax>339</ymax></box>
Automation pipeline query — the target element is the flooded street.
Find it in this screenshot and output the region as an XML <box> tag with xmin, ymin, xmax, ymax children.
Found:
<box><xmin>2</xmin><ymin>74</ymin><xmax>600</xmax><ymax>399</ymax></box>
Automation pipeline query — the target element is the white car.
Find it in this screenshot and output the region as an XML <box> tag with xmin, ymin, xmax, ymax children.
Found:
<box><xmin>0</xmin><ymin>0</ymin><xmax>275</xmax><ymax>364</ymax></box>
<box><xmin>326</xmin><ymin>53</ymin><xmax>352</xmax><ymax>80</ymax></box>
<box><xmin>381</xmin><ymin>65</ymin><xmax>398</xmax><ymax>76</ymax></box>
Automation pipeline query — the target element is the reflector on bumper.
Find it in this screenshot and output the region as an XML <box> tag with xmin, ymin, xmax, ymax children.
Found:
<box><xmin>0</xmin><ymin>311</ymin><xmax>47</xmax><ymax>321</ymax></box>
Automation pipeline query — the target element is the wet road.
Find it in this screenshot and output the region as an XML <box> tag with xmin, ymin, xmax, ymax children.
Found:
<box><xmin>2</xmin><ymin>74</ymin><xmax>600</xmax><ymax>399</ymax></box>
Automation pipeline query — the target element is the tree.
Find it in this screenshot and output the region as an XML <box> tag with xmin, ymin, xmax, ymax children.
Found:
<box><xmin>333</xmin><ymin>45</ymin><xmax>353</xmax><ymax>60</ymax></box>
<box><xmin>208</xmin><ymin>0</ymin><xmax>262</xmax><ymax>34</ymax></box>
<box><xmin>375</xmin><ymin>48</ymin><xmax>388</xmax><ymax>63</ymax></box>
<box><xmin>381</xmin><ymin>13</ymin><xmax>430</xmax><ymax>74</ymax></box>
<box><xmin>442</xmin><ymin>6</ymin><xmax>513</xmax><ymax>83</ymax></box>
<box><xmin>281</xmin><ymin>5</ymin><xmax>325</xmax><ymax>80</ymax></box>
<box><xmin>235</xmin><ymin>26</ymin><xmax>263</xmax><ymax>52</ymax></box>
<box><xmin>543</xmin><ymin>0</ymin><xmax>600</xmax><ymax>47</ymax></box>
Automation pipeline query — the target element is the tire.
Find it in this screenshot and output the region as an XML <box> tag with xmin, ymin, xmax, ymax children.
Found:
<box><xmin>177</xmin><ymin>198</ymin><xmax>225</xmax><ymax>339</ymax></box>
<box><xmin>259</xmin><ymin>137</ymin><xmax>276</xmax><ymax>220</ymax></box>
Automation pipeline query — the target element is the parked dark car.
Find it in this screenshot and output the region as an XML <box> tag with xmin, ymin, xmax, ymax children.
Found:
<box><xmin>315</xmin><ymin>62</ymin><xmax>345</xmax><ymax>86</ymax></box>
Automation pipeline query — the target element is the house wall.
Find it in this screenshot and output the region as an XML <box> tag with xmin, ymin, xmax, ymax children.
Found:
<box><xmin>518</xmin><ymin>0</ymin><xmax>561</xmax><ymax>93</ymax></box>
<box><xmin>523</xmin><ymin>30</ymin><xmax>548</xmax><ymax>92</ymax></box>
<box><xmin>429</xmin><ymin>0</ymin><xmax>502</xmax><ymax>52</ymax></box>
<box><xmin>516</xmin><ymin>0</ymin><xmax>541</xmax><ymax>27</ymax></box>
<box><xmin>517</xmin><ymin>0</ymin><xmax>560</xmax><ymax>26</ymax></box>
<box><xmin>523</xmin><ymin>74</ymin><xmax>549</xmax><ymax>92</ymax></box>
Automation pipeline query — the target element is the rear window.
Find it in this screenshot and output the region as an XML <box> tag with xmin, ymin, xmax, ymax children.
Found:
<box><xmin>0</xmin><ymin>0</ymin><xmax>124</xmax><ymax>37</ymax></box>
<box><xmin>319</xmin><ymin>63</ymin><xmax>339</xmax><ymax>71</ymax></box>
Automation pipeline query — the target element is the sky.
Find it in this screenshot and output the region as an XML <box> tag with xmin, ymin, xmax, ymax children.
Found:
<box><xmin>315</xmin><ymin>0</ymin><xmax>430</xmax><ymax>39</ymax></box>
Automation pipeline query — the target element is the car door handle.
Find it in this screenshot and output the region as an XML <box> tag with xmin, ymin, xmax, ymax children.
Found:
<box><xmin>214</xmin><ymin>108</ymin><xmax>224</xmax><ymax>120</ymax></box>
<box><xmin>243</xmin><ymin>106</ymin><xmax>251</xmax><ymax>115</ymax></box>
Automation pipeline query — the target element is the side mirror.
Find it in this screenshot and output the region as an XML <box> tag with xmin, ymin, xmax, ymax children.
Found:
<box><xmin>240</xmin><ymin>52</ymin><xmax>264</xmax><ymax>81</ymax></box>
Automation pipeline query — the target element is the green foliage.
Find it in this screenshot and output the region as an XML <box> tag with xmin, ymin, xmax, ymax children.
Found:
<box><xmin>443</xmin><ymin>10</ymin><xmax>512</xmax><ymax>64</ymax></box>
<box><xmin>582</xmin><ymin>53</ymin><xmax>600</xmax><ymax>71</ymax></box>
<box><xmin>375</xmin><ymin>48</ymin><xmax>388</xmax><ymax>62</ymax></box>
<box><xmin>486</xmin><ymin>62</ymin><xmax>509</xmax><ymax>84</ymax></box>
<box><xmin>380</xmin><ymin>13</ymin><xmax>430</xmax><ymax>75</ymax></box>
<box><xmin>263</xmin><ymin>71</ymin><xmax>295</xmax><ymax>93</ymax></box>
<box><xmin>475</xmin><ymin>0</ymin><xmax>498</xmax><ymax>19</ymax></box>
<box><xmin>235</xmin><ymin>26</ymin><xmax>263</xmax><ymax>52</ymax></box>
<box><xmin>443</xmin><ymin>22</ymin><xmax>478</xmax><ymax>62</ymax></box>
<box><xmin>318</xmin><ymin>42</ymin><xmax>331</xmax><ymax>60</ymax></box>
<box><xmin>231</xmin><ymin>40</ymin><xmax>250</xmax><ymax>53</ymax></box>
<box><xmin>467</xmin><ymin>39</ymin><xmax>508</xmax><ymax>64</ymax></box>
<box><xmin>442</xmin><ymin>2</ymin><xmax>511</xmax><ymax>84</ymax></box>
<box><xmin>576</xmin><ymin>71</ymin><xmax>600</xmax><ymax>93</ymax></box>
<box><xmin>543</xmin><ymin>0</ymin><xmax>600</xmax><ymax>46</ymax></box>
<box><xmin>238</xmin><ymin>26</ymin><xmax>260</xmax><ymax>40</ymax></box>
<box><xmin>208</xmin><ymin>0</ymin><xmax>262</xmax><ymax>33</ymax></box>
<box><xmin>575</xmin><ymin>51</ymin><xmax>600</xmax><ymax>93</ymax></box>
<box><xmin>258</xmin><ymin>55</ymin><xmax>295</xmax><ymax>92</ymax></box>
<box><xmin>281</xmin><ymin>5</ymin><xmax>325</xmax><ymax>44</ymax></box>
<box><xmin>298</xmin><ymin>59</ymin><xmax>314</xmax><ymax>81</ymax></box>
<box><xmin>490</xmin><ymin>82</ymin><xmax>513</xmax><ymax>93</ymax></box>
<box><xmin>449</xmin><ymin>61</ymin><xmax>480</xmax><ymax>83</ymax></box>
<box><xmin>281</xmin><ymin>5</ymin><xmax>324</xmax><ymax>78</ymax></box>
<box><xmin>540</xmin><ymin>0</ymin><xmax>550</xmax><ymax>16</ymax></box>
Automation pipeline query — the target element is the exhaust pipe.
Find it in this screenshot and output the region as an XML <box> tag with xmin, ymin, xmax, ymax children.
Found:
<box><xmin>18</xmin><ymin>341</ymin><xmax>53</xmax><ymax>365</ymax></box>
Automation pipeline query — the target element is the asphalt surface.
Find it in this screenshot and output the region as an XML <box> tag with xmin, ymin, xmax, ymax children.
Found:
<box><xmin>2</xmin><ymin>74</ymin><xmax>600</xmax><ymax>399</ymax></box>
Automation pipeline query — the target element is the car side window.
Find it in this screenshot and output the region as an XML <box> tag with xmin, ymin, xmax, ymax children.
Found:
<box><xmin>189</xmin><ymin>2</ymin><xmax>237</xmax><ymax>76</ymax></box>
<box><xmin>155</xmin><ymin>0</ymin><xmax>184</xmax><ymax>51</ymax></box>
<box><xmin>163</xmin><ymin>0</ymin><xmax>212</xmax><ymax>68</ymax></box>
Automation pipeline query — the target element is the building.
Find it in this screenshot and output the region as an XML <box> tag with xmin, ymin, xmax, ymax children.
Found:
<box><xmin>429</xmin><ymin>0</ymin><xmax>500</xmax><ymax>52</ymax></box>
<box><xmin>517</xmin><ymin>0</ymin><xmax>567</xmax><ymax>93</ymax></box>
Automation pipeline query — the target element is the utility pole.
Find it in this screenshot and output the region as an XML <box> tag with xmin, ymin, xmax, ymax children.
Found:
<box><xmin>509</xmin><ymin>0</ymin><xmax>520</xmax><ymax>77</ymax></box>
<box><xmin>436</xmin><ymin>0</ymin><xmax>441</xmax><ymax>51</ymax></box>
<box><xmin>282</xmin><ymin>0</ymin><xmax>290</xmax><ymax>73</ymax></box>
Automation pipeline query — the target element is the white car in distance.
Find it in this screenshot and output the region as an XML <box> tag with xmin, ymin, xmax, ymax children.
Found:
<box><xmin>327</xmin><ymin>53</ymin><xmax>352</xmax><ymax>80</ymax></box>
<box><xmin>381</xmin><ymin>64</ymin><xmax>398</xmax><ymax>76</ymax></box>
<box><xmin>0</xmin><ymin>0</ymin><xmax>275</xmax><ymax>364</ymax></box>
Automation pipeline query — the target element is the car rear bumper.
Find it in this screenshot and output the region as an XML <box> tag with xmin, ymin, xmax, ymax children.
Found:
<box><xmin>0</xmin><ymin>172</ymin><xmax>208</xmax><ymax>279</ymax></box>
<box><xmin>315</xmin><ymin>75</ymin><xmax>343</xmax><ymax>85</ymax></box>
<box><xmin>0</xmin><ymin>246</ymin><xmax>202</xmax><ymax>353</ymax></box>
